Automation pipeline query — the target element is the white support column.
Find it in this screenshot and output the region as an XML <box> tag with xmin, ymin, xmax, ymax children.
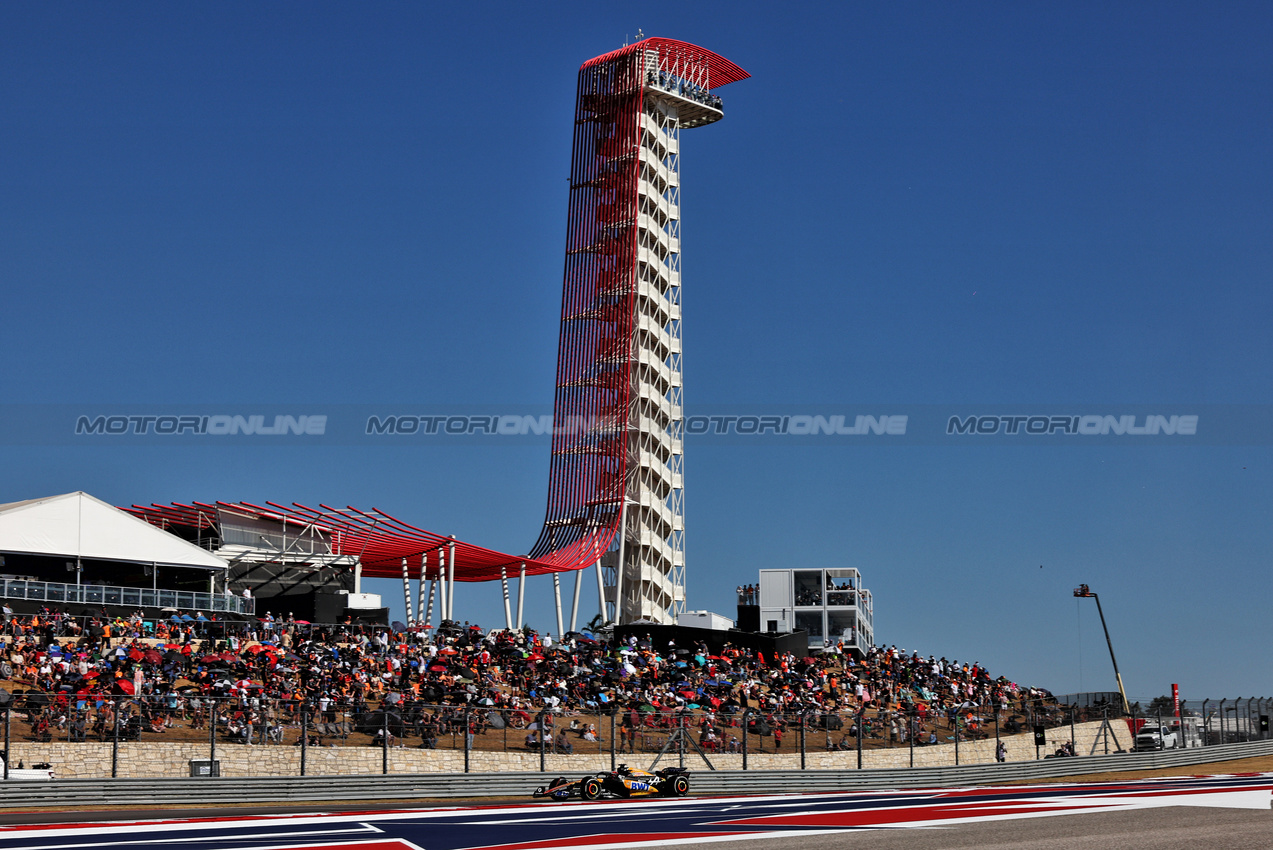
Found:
<box><xmin>515</xmin><ymin>562</ymin><xmax>526</xmax><ymax>631</ymax></box>
<box><xmin>415</xmin><ymin>555</ymin><xmax>426</xmax><ymax>625</ymax></box>
<box><xmin>552</xmin><ymin>573</ymin><xmax>564</xmax><ymax>640</ymax></box>
<box><xmin>440</xmin><ymin>547</ymin><xmax>450</xmax><ymax>620</ymax></box>
<box><xmin>425</xmin><ymin>579</ymin><xmax>437</xmax><ymax>629</ymax></box>
<box><xmin>613</xmin><ymin>500</ymin><xmax>628</xmax><ymax>625</ymax></box>
<box><xmin>569</xmin><ymin>568</ymin><xmax>583</xmax><ymax>634</ymax></box>
<box><xmin>401</xmin><ymin>558</ymin><xmax>412</xmax><ymax>626</ymax></box>
<box><xmin>595</xmin><ymin>559</ymin><xmax>606</xmax><ymax>625</ymax></box>
<box><xmin>447</xmin><ymin>538</ymin><xmax>457</xmax><ymax>622</ymax></box>
<box><xmin>501</xmin><ymin>565</ymin><xmax>513</xmax><ymax>631</ymax></box>
<box><xmin>354</xmin><ymin>562</ymin><xmax>363</xmax><ymax>595</ymax></box>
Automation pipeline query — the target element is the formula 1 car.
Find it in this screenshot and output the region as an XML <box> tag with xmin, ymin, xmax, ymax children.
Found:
<box><xmin>533</xmin><ymin>765</ymin><xmax>691</xmax><ymax>801</ymax></box>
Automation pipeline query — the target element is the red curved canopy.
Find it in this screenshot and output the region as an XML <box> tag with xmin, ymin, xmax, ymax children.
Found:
<box><xmin>127</xmin><ymin>501</ymin><xmax>603</xmax><ymax>581</ymax></box>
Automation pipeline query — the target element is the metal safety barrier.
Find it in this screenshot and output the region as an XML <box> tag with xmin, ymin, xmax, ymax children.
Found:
<box><xmin>1</xmin><ymin>739</ymin><xmax>1270</xmax><ymax>810</ymax></box>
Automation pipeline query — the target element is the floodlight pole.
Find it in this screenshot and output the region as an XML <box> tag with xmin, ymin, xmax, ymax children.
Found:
<box><xmin>1074</xmin><ymin>585</ymin><xmax>1130</xmax><ymax>715</ymax></box>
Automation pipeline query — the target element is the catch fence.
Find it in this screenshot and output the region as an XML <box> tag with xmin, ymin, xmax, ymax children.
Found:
<box><xmin>2</xmin><ymin>691</ymin><xmax>1268</xmax><ymax>778</ymax></box>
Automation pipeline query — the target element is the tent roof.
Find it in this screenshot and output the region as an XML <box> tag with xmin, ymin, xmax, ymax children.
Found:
<box><xmin>0</xmin><ymin>492</ymin><xmax>229</xmax><ymax>570</ymax></box>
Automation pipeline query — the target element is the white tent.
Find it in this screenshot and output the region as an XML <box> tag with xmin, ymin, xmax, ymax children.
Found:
<box><xmin>0</xmin><ymin>492</ymin><xmax>228</xmax><ymax>570</ymax></box>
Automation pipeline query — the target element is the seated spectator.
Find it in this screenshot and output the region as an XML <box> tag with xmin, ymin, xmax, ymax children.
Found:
<box><xmin>418</xmin><ymin>717</ymin><xmax>438</xmax><ymax>749</ymax></box>
<box><xmin>69</xmin><ymin>712</ymin><xmax>87</xmax><ymax>742</ymax></box>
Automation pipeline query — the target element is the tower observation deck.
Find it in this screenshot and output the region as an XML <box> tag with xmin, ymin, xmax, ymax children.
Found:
<box><xmin>528</xmin><ymin>38</ymin><xmax>749</xmax><ymax>625</ymax></box>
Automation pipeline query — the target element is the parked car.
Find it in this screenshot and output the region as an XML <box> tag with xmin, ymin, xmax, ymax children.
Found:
<box><xmin>1133</xmin><ymin>724</ymin><xmax>1179</xmax><ymax>751</ymax></box>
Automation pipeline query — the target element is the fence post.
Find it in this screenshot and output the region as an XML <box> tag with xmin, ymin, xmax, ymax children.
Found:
<box><xmin>856</xmin><ymin>707</ymin><xmax>863</xmax><ymax>770</ymax></box>
<box><xmin>3</xmin><ymin>705</ymin><xmax>9</xmax><ymax>780</ymax></box>
<box><xmin>799</xmin><ymin>709</ymin><xmax>808</xmax><ymax>770</ymax></box>
<box><xmin>463</xmin><ymin>708</ymin><xmax>471</xmax><ymax>774</ymax></box>
<box><xmin>381</xmin><ymin>705</ymin><xmax>389</xmax><ymax>775</ymax></box>
<box><xmin>954</xmin><ymin>713</ymin><xmax>960</xmax><ymax>766</ymax></box>
<box><xmin>742</xmin><ymin>709</ymin><xmax>751</xmax><ymax>771</ymax></box>
<box><xmin>609</xmin><ymin>708</ymin><xmax>616</xmax><ymax>771</ymax></box>
<box><xmin>300</xmin><ymin>709</ymin><xmax>308</xmax><ymax>776</ymax></box>
<box><xmin>1201</xmin><ymin>699</ymin><xmax>1210</xmax><ymax>746</ymax></box>
<box><xmin>910</xmin><ymin>708</ymin><xmax>917</xmax><ymax>768</ymax></box>
<box><xmin>1220</xmin><ymin>699</ymin><xmax>1227</xmax><ymax>744</ymax></box>
<box><xmin>538</xmin><ymin>711</ymin><xmax>546</xmax><ymax>773</ymax></box>
<box><xmin>209</xmin><ymin>699</ymin><xmax>217</xmax><ymax>772</ymax></box>
<box><xmin>1070</xmin><ymin>707</ymin><xmax>1076</xmax><ymax>754</ymax></box>
<box><xmin>678</xmin><ymin>709</ymin><xmax>686</xmax><ymax>770</ymax></box>
<box><xmin>111</xmin><ymin>696</ymin><xmax>121</xmax><ymax>778</ymax></box>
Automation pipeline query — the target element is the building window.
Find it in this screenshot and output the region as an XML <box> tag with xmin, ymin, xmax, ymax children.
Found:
<box><xmin>793</xmin><ymin>570</ymin><xmax>823</xmax><ymax>607</ymax></box>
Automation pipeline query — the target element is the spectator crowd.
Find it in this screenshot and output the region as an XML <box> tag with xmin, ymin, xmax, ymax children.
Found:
<box><xmin>0</xmin><ymin>607</ymin><xmax>1061</xmax><ymax>751</ymax></box>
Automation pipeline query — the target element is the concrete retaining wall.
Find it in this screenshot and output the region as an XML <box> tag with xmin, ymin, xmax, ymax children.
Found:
<box><xmin>6</xmin><ymin>721</ymin><xmax>1132</xmax><ymax>779</ymax></box>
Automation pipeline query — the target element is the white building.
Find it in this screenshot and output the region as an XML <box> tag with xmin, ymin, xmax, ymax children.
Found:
<box><xmin>0</xmin><ymin>492</ymin><xmax>239</xmax><ymax>614</ymax></box>
<box><xmin>677</xmin><ymin>609</ymin><xmax>734</xmax><ymax>630</ymax></box>
<box><xmin>756</xmin><ymin>567</ymin><xmax>873</xmax><ymax>653</ymax></box>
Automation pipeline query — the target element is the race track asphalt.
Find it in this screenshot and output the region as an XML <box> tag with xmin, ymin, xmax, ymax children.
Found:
<box><xmin>0</xmin><ymin>773</ymin><xmax>1268</xmax><ymax>850</ymax></box>
<box><xmin>703</xmin><ymin>806</ymin><xmax>1273</xmax><ymax>850</ymax></box>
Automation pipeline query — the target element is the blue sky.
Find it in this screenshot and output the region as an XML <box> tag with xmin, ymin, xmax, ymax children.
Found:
<box><xmin>3</xmin><ymin>3</ymin><xmax>1271</xmax><ymax>703</ymax></box>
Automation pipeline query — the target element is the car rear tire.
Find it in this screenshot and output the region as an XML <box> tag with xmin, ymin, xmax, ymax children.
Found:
<box><xmin>581</xmin><ymin>778</ymin><xmax>602</xmax><ymax>800</ymax></box>
<box><xmin>670</xmin><ymin>775</ymin><xmax>689</xmax><ymax>797</ymax></box>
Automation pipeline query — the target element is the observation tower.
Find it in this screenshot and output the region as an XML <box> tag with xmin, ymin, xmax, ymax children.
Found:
<box><xmin>528</xmin><ymin>38</ymin><xmax>749</xmax><ymax>625</ymax></box>
<box><xmin>130</xmin><ymin>37</ymin><xmax>748</xmax><ymax>635</ymax></box>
